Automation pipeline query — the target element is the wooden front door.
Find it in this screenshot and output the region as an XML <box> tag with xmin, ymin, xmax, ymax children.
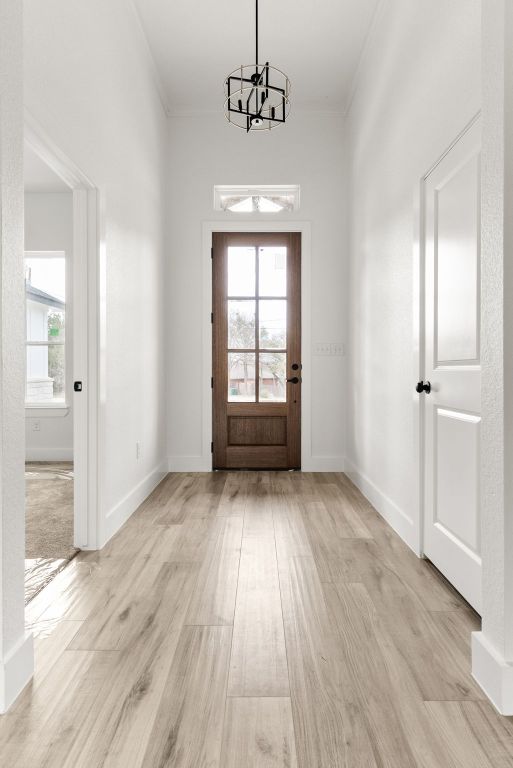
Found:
<box><xmin>212</xmin><ymin>232</ymin><xmax>301</xmax><ymax>469</ymax></box>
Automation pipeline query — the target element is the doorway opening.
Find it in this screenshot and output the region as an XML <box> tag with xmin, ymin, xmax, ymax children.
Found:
<box><xmin>212</xmin><ymin>232</ymin><xmax>301</xmax><ymax>469</ymax></box>
<box><xmin>23</xmin><ymin>119</ymin><xmax>100</xmax><ymax>602</ymax></box>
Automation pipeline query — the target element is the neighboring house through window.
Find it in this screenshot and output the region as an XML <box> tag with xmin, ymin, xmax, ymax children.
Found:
<box><xmin>25</xmin><ymin>253</ymin><xmax>66</xmax><ymax>405</ymax></box>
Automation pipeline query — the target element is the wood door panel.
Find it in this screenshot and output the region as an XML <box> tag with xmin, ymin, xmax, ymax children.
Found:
<box><xmin>228</xmin><ymin>416</ymin><xmax>287</xmax><ymax>446</ymax></box>
<box><xmin>225</xmin><ymin>446</ymin><xmax>288</xmax><ymax>469</ymax></box>
<box><xmin>213</xmin><ymin>232</ymin><xmax>301</xmax><ymax>470</ymax></box>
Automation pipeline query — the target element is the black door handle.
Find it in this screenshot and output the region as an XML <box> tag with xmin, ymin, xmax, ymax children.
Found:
<box><xmin>416</xmin><ymin>380</ymin><xmax>431</xmax><ymax>394</ymax></box>
<box><xmin>287</xmin><ymin>377</ymin><xmax>299</xmax><ymax>384</ymax></box>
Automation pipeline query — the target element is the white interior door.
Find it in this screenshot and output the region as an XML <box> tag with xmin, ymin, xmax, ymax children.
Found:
<box><xmin>422</xmin><ymin>120</ymin><xmax>482</xmax><ymax>613</ymax></box>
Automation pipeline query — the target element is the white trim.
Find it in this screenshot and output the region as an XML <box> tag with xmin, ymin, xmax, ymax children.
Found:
<box><xmin>168</xmin><ymin>455</ymin><xmax>211</xmax><ymax>472</ymax></box>
<box><xmin>101</xmin><ymin>461</ymin><xmax>168</xmax><ymax>548</ymax></box>
<box><xmin>344</xmin><ymin>457</ymin><xmax>418</xmax><ymax>554</ymax></box>
<box><xmin>25</xmin><ymin>406</ymin><xmax>70</xmax><ymax>416</ymax></box>
<box><xmin>0</xmin><ymin>633</ymin><xmax>34</xmax><ymax>714</ymax></box>
<box><xmin>213</xmin><ymin>185</ymin><xmax>300</xmax><ymax>212</ymax></box>
<box><xmin>24</xmin><ymin>250</ymin><xmax>65</xmax><ymax>259</ymax></box>
<box><xmin>305</xmin><ymin>456</ymin><xmax>345</xmax><ymax>472</ymax></box>
<box><xmin>25</xmin><ymin>448</ymin><xmax>73</xmax><ymax>462</ymax></box>
<box><xmin>202</xmin><ymin>220</ymin><xmax>312</xmax><ymax>471</ymax></box>
<box><xmin>24</xmin><ymin>110</ymin><xmax>95</xmax><ymax>190</ymax></box>
<box><xmin>472</xmin><ymin>632</ymin><xmax>513</xmax><ymax>715</ymax></box>
<box><xmin>412</xmin><ymin>172</ymin><xmax>425</xmax><ymax>556</ymax></box>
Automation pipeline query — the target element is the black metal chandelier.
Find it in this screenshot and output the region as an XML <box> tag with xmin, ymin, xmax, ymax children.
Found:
<box><xmin>224</xmin><ymin>0</ymin><xmax>291</xmax><ymax>132</ymax></box>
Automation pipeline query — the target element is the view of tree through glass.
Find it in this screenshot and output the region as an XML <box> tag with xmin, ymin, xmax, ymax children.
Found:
<box><xmin>25</xmin><ymin>256</ymin><xmax>66</xmax><ymax>404</ymax></box>
<box><xmin>227</xmin><ymin>247</ymin><xmax>287</xmax><ymax>403</ymax></box>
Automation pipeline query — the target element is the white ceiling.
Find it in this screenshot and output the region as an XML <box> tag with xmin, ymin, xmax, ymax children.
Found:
<box><xmin>132</xmin><ymin>0</ymin><xmax>380</xmax><ymax>114</ymax></box>
<box><xmin>24</xmin><ymin>144</ymin><xmax>69</xmax><ymax>193</ymax></box>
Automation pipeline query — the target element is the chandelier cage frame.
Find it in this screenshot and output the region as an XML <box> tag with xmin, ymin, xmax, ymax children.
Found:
<box><xmin>224</xmin><ymin>0</ymin><xmax>291</xmax><ymax>132</ymax></box>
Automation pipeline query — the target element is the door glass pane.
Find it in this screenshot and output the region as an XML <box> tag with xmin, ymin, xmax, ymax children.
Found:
<box><xmin>228</xmin><ymin>247</ymin><xmax>255</xmax><ymax>297</ymax></box>
<box><xmin>259</xmin><ymin>247</ymin><xmax>287</xmax><ymax>296</ymax></box>
<box><xmin>259</xmin><ymin>352</ymin><xmax>286</xmax><ymax>402</ymax></box>
<box><xmin>259</xmin><ymin>300</ymin><xmax>287</xmax><ymax>349</ymax></box>
<box><xmin>26</xmin><ymin>344</ymin><xmax>65</xmax><ymax>403</ymax></box>
<box><xmin>228</xmin><ymin>300</ymin><xmax>255</xmax><ymax>348</ymax></box>
<box><xmin>228</xmin><ymin>352</ymin><xmax>256</xmax><ymax>401</ymax></box>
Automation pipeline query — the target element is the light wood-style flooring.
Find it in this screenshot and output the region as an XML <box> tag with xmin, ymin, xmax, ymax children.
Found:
<box><xmin>3</xmin><ymin>471</ymin><xmax>513</xmax><ymax>767</ymax></box>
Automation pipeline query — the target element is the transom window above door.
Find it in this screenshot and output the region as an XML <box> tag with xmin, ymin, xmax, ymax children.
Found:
<box><xmin>227</xmin><ymin>245</ymin><xmax>287</xmax><ymax>403</ymax></box>
<box><xmin>214</xmin><ymin>185</ymin><xmax>300</xmax><ymax>213</ymax></box>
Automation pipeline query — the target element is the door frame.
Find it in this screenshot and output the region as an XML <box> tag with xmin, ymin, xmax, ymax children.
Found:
<box><xmin>24</xmin><ymin>110</ymin><xmax>102</xmax><ymax>549</ymax></box>
<box><xmin>413</xmin><ymin>111</ymin><xmax>482</xmax><ymax>559</ymax></box>
<box><xmin>202</xmin><ymin>221</ymin><xmax>312</xmax><ymax>471</ymax></box>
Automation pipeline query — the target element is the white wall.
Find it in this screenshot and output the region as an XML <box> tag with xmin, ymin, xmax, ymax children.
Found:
<box><xmin>345</xmin><ymin>0</ymin><xmax>481</xmax><ymax>550</ymax></box>
<box><xmin>24</xmin><ymin>0</ymin><xmax>168</xmax><ymax>544</ymax></box>
<box><xmin>24</xmin><ymin>192</ymin><xmax>73</xmax><ymax>461</ymax></box>
<box><xmin>471</xmin><ymin>0</ymin><xmax>513</xmax><ymax>715</ymax></box>
<box><xmin>167</xmin><ymin>113</ymin><xmax>346</xmax><ymax>470</ymax></box>
<box><xmin>0</xmin><ymin>0</ymin><xmax>33</xmax><ymax>713</ymax></box>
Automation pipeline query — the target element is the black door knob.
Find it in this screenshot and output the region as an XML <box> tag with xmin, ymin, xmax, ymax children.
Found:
<box><xmin>287</xmin><ymin>376</ymin><xmax>299</xmax><ymax>384</ymax></box>
<box><xmin>416</xmin><ymin>380</ymin><xmax>431</xmax><ymax>394</ymax></box>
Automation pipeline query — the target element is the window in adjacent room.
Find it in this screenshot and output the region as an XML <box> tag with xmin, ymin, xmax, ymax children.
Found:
<box><xmin>25</xmin><ymin>252</ymin><xmax>66</xmax><ymax>405</ymax></box>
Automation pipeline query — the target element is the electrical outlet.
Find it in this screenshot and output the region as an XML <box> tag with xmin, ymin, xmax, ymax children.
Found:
<box><xmin>32</xmin><ymin>420</ymin><xmax>41</xmax><ymax>432</ymax></box>
<box><xmin>136</xmin><ymin>441</ymin><xmax>141</xmax><ymax>460</ymax></box>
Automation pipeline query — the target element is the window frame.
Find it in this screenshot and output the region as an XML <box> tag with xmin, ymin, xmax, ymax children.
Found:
<box><xmin>214</xmin><ymin>185</ymin><xmax>300</xmax><ymax>213</ymax></box>
<box><xmin>24</xmin><ymin>250</ymin><xmax>70</xmax><ymax>410</ymax></box>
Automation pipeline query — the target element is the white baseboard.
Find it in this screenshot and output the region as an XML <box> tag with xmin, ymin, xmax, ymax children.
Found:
<box><xmin>0</xmin><ymin>632</ymin><xmax>34</xmax><ymax>714</ymax></box>
<box><xmin>25</xmin><ymin>448</ymin><xmax>73</xmax><ymax>462</ymax></box>
<box><xmin>472</xmin><ymin>632</ymin><xmax>513</xmax><ymax>715</ymax></box>
<box><xmin>168</xmin><ymin>455</ymin><xmax>345</xmax><ymax>473</ymax></box>
<box><xmin>168</xmin><ymin>455</ymin><xmax>211</xmax><ymax>472</ymax></box>
<box><xmin>302</xmin><ymin>455</ymin><xmax>345</xmax><ymax>472</ymax></box>
<box><xmin>102</xmin><ymin>460</ymin><xmax>168</xmax><ymax>547</ymax></box>
<box><xmin>344</xmin><ymin>457</ymin><xmax>418</xmax><ymax>554</ymax></box>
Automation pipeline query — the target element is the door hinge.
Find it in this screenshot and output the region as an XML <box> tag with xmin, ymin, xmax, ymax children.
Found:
<box><xmin>211</xmin><ymin>246</ymin><xmax>213</xmax><ymax>260</ymax></box>
<box><xmin>211</xmin><ymin>441</ymin><xmax>214</xmax><ymax>453</ymax></box>
<box><xmin>211</xmin><ymin>312</ymin><xmax>214</xmax><ymax>324</ymax></box>
<box><xmin>211</xmin><ymin>376</ymin><xmax>214</xmax><ymax>389</ymax></box>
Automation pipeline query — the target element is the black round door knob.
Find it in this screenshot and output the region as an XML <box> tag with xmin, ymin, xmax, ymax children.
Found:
<box><xmin>287</xmin><ymin>377</ymin><xmax>299</xmax><ymax>384</ymax></box>
<box><xmin>416</xmin><ymin>380</ymin><xmax>431</xmax><ymax>394</ymax></box>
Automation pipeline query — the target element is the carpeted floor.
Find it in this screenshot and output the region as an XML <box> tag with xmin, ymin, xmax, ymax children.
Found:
<box><xmin>25</xmin><ymin>462</ymin><xmax>79</xmax><ymax>603</ymax></box>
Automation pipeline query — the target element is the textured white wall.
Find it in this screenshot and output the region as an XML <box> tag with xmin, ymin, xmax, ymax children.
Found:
<box><xmin>24</xmin><ymin>0</ymin><xmax>168</xmax><ymax>539</ymax></box>
<box><xmin>0</xmin><ymin>0</ymin><xmax>33</xmax><ymax>712</ymax></box>
<box><xmin>478</xmin><ymin>0</ymin><xmax>513</xmax><ymax>661</ymax></box>
<box><xmin>25</xmin><ymin>192</ymin><xmax>74</xmax><ymax>460</ymax></box>
<box><xmin>166</xmin><ymin>113</ymin><xmax>347</xmax><ymax>469</ymax></box>
<box><xmin>345</xmin><ymin>0</ymin><xmax>481</xmax><ymax>549</ymax></box>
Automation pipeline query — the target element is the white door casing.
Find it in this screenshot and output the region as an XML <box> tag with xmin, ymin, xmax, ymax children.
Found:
<box><xmin>25</xmin><ymin>111</ymin><xmax>101</xmax><ymax>550</ymax></box>
<box><xmin>422</xmin><ymin>119</ymin><xmax>482</xmax><ymax>613</ymax></box>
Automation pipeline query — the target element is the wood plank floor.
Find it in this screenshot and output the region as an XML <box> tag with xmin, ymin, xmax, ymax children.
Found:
<box><xmin>3</xmin><ymin>471</ymin><xmax>513</xmax><ymax>767</ymax></box>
